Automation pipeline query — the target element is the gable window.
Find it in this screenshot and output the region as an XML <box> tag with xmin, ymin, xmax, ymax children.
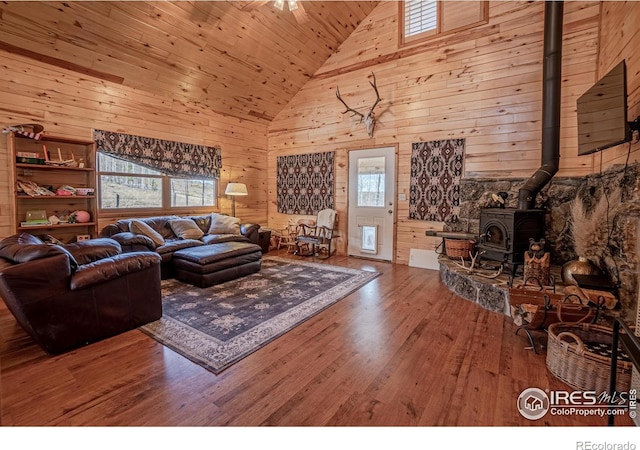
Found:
<box><xmin>404</xmin><ymin>0</ymin><xmax>438</xmax><ymax>39</ymax></box>
<box><xmin>399</xmin><ymin>1</ymin><xmax>488</xmax><ymax>47</ymax></box>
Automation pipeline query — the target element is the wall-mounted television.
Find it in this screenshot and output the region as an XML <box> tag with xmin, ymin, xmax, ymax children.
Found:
<box><xmin>577</xmin><ymin>60</ymin><xmax>631</xmax><ymax>156</ymax></box>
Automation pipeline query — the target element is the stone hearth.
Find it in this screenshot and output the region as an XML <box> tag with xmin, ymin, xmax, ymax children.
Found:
<box><xmin>439</xmin><ymin>257</ymin><xmax>564</xmax><ymax>317</ymax></box>
<box><xmin>444</xmin><ymin>163</ymin><xmax>640</xmax><ymax>323</ymax></box>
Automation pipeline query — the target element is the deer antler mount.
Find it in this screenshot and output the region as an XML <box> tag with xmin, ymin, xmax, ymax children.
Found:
<box><xmin>336</xmin><ymin>72</ymin><xmax>381</xmax><ymax>138</ymax></box>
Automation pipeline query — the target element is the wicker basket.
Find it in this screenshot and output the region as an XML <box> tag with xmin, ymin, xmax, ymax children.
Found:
<box><xmin>444</xmin><ymin>238</ymin><xmax>476</xmax><ymax>259</ymax></box>
<box><xmin>546</xmin><ymin>322</ymin><xmax>632</xmax><ymax>393</ymax></box>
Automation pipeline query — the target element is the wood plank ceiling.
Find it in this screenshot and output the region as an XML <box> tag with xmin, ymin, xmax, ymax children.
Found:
<box><xmin>0</xmin><ymin>1</ymin><xmax>379</xmax><ymax>123</ymax></box>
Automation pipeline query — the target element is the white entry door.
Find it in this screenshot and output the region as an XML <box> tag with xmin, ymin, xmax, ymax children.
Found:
<box><xmin>348</xmin><ymin>147</ymin><xmax>396</xmax><ymax>261</ymax></box>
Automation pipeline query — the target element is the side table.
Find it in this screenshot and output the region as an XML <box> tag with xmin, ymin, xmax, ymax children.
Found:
<box><xmin>258</xmin><ymin>229</ymin><xmax>272</xmax><ymax>254</ymax></box>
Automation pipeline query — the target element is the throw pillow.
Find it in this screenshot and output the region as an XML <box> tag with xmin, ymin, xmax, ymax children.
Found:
<box><xmin>129</xmin><ymin>219</ymin><xmax>165</xmax><ymax>247</ymax></box>
<box><xmin>168</xmin><ymin>219</ymin><xmax>204</xmax><ymax>240</ymax></box>
<box><xmin>208</xmin><ymin>213</ymin><xmax>241</xmax><ymax>235</ymax></box>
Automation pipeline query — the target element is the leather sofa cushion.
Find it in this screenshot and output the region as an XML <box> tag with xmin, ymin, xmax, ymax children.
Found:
<box><xmin>64</xmin><ymin>238</ymin><xmax>122</xmax><ymax>265</ymax></box>
<box><xmin>109</xmin><ymin>232</ymin><xmax>155</xmax><ymax>249</ymax></box>
<box><xmin>201</xmin><ymin>234</ymin><xmax>250</xmax><ymax>245</ymax></box>
<box><xmin>0</xmin><ymin>233</ymin><xmax>44</xmax><ymax>246</ymax></box>
<box><xmin>155</xmin><ymin>238</ymin><xmax>204</xmax><ymax>255</ymax></box>
<box><xmin>70</xmin><ymin>252</ymin><xmax>161</xmax><ymax>290</ymax></box>
<box><xmin>0</xmin><ymin>234</ymin><xmax>78</xmax><ymax>268</ymax></box>
<box><xmin>173</xmin><ymin>242</ymin><xmax>261</xmax><ymax>265</ymax></box>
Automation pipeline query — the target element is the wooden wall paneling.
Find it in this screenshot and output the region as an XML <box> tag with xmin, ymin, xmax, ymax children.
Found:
<box><xmin>268</xmin><ymin>1</ymin><xmax>603</xmax><ymax>264</ymax></box>
<box><xmin>0</xmin><ymin>1</ymin><xmax>378</xmax><ymax>124</ymax></box>
<box><xmin>440</xmin><ymin>1</ymin><xmax>487</xmax><ymax>34</ymax></box>
<box><xmin>0</xmin><ymin>50</ymin><xmax>268</xmax><ymax>239</ymax></box>
<box><xmin>596</xmin><ymin>1</ymin><xmax>640</xmax><ymax>169</ymax></box>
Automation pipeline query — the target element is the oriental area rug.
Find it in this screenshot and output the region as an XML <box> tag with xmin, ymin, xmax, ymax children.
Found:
<box><xmin>140</xmin><ymin>256</ymin><xmax>380</xmax><ymax>374</ymax></box>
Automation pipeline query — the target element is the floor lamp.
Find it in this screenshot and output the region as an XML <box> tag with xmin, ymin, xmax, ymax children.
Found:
<box><xmin>225</xmin><ymin>182</ymin><xmax>248</xmax><ymax>217</ymax></box>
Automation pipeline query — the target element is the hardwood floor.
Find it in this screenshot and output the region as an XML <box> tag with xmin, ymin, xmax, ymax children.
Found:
<box><xmin>0</xmin><ymin>252</ymin><xmax>634</xmax><ymax>427</ymax></box>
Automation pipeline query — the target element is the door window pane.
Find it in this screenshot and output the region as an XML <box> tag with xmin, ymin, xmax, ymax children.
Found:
<box><xmin>357</xmin><ymin>156</ymin><xmax>385</xmax><ymax>207</ymax></box>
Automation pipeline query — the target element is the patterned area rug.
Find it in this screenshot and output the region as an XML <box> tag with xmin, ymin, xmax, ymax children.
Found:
<box><xmin>140</xmin><ymin>256</ymin><xmax>380</xmax><ymax>374</ymax></box>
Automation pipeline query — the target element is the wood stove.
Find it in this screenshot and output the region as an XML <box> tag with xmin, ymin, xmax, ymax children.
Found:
<box><xmin>475</xmin><ymin>2</ymin><xmax>563</xmax><ymax>275</ymax></box>
<box><xmin>478</xmin><ymin>208</ymin><xmax>545</xmax><ymax>273</ymax></box>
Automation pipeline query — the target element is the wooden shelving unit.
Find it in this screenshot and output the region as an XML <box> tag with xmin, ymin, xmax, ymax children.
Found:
<box><xmin>9</xmin><ymin>132</ymin><xmax>98</xmax><ymax>243</ymax></box>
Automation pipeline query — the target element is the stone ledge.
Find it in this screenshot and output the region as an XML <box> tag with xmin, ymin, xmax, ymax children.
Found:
<box><xmin>439</xmin><ymin>257</ymin><xmax>510</xmax><ymax>315</ymax></box>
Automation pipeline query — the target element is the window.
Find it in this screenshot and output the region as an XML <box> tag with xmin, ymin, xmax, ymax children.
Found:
<box><xmin>404</xmin><ymin>0</ymin><xmax>438</xmax><ymax>39</ymax></box>
<box><xmin>357</xmin><ymin>156</ymin><xmax>386</xmax><ymax>207</ymax></box>
<box><xmin>400</xmin><ymin>1</ymin><xmax>488</xmax><ymax>46</ymax></box>
<box><xmin>98</xmin><ymin>152</ymin><xmax>216</xmax><ymax>212</ymax></box>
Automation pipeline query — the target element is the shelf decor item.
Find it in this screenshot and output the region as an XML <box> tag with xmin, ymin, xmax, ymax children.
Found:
<box><xmin>73</xmin><ymin>210</ymin><xmax>91</xmax><ymax>223</ymax></box>
<box><xmin>561</xmin><ymin>256</ymin><xmax>602</xmax><ymax>286</ymax></box>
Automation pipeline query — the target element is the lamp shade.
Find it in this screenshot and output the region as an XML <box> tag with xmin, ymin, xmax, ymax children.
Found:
<box><xmin>225</xmin><ymin>183</ymin><xmax>248</xmax><ymax>196</ymax></box>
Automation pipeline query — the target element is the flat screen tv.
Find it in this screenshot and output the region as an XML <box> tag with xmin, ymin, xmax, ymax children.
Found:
<box><xmin>577</xmin><ymin>60</ymin><xmax>631</xmax><ymax>156</ymax></box>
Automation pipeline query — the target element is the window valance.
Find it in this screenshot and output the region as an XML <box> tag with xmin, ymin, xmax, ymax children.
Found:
<box><xmin>93</xmin><ymin>129</ymin><xmax>222</xmax><ymax>179</ymax></box>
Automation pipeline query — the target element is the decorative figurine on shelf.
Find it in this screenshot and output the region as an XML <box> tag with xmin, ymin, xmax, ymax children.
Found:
<box><xmin>54</xmin><ymin>209</ymin><xmax>73</xmax><ymax>223</ymax></box>
<box><xmin>524</xmin><ymin>238</ymin><xmax>551</xmax><ymax>286</ymax></box>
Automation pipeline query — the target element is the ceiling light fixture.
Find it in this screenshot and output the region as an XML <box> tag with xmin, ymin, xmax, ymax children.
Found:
<box><xmin>272</xmin><ymin>0</ymin><xmax>308</xmax><ymax>24</ymax></box>
<box><xmin>274</xmin><ymin>0</ymin><xmax>299</xmax><ymax>12</ymax></box>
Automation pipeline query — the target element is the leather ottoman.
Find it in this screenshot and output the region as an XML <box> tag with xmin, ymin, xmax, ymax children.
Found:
<box><xmin>172</xmin><ymin>242</ymin><xmax>262</xmax><ymax>288</ymax></box>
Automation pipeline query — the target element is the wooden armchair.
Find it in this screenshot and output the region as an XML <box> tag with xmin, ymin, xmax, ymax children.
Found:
<box><xmin>295</xmin><ymin>209</ymin><xmax>337</xmax><ymax>258</ymax></box>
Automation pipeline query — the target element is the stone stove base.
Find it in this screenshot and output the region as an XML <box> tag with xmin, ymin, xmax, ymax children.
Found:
<box><xmin>438</xmin><ymin>257</ymin><xmax>564</xmax><ymax>316</ymax></box>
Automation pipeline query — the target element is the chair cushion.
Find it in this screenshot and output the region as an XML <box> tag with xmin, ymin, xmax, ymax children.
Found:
<box><xmin>130</xmin><ymin>219</ymin><xmax>165</xmax><ymax>247</ymax></box>
<box><xmin>208</xmin><ymin>213</ymin><xmax>240</xmax><ymax>235</ymax></box>
<box><xmin>168</xmin><ymin>218</ymin><xmax>204</xmax><ymax>240</ymax></box>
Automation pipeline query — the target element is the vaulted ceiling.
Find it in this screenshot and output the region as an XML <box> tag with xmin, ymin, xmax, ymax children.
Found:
<box><xmin>0</xmin><ymin>1</ymin><xmax>380</xmax><ymax>123</ymax></box>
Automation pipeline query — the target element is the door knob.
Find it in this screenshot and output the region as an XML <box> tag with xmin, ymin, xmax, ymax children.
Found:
<box><xmin>388</xmin><ymin>209</ymin><xmax>393</xmax><ymax>214</ymax></box>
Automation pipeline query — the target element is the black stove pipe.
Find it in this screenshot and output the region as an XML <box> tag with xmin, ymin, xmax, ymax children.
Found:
<box><xmin>517</xmin><ymin>1</ymin><xmax>564</xmax><ymax>210</ymax></box>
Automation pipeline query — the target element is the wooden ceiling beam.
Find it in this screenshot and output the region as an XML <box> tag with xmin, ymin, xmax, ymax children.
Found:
<box><xmin>0</xmin><ymin>40</ymin><xmax>124</xmax><ymax>85</ymax></box>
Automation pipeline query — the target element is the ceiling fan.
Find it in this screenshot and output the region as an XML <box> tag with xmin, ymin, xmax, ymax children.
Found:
<box><xmin>241</xmin><ymin>1</ymin><xmax>309</xmax><ymax>24</ymax></box>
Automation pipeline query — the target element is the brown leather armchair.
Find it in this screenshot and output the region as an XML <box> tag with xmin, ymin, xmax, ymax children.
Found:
<box><xmin>0</xmin><ymin>233</ymin><xmax>163</xmax><ymax>354</ymax></box>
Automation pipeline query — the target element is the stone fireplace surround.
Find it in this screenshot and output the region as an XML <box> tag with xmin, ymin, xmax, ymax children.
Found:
<box><xmin>441</xmin><ymin>163</ymin><xmax>640</xmax><ymax>323</ymax></box>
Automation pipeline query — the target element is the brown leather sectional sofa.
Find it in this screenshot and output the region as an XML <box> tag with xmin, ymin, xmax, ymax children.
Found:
<box><xmin>0</xmin><ymin>233</ymin><xmax>162</xmax><ymax>354</ymax></box>
<box><xmin>99</xmin><ymin>214</ymin><xmax>263</xmax><ymax>285</ymax></box>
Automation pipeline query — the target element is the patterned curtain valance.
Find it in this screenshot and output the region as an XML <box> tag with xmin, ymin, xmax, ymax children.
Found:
<box><xmin>409</xmin><ymin>138</ymin><xmax>465</xmax><ymax>223</ymax></box>
<box><xmin>92</xmin><ymin>129</ymin><xmax>222</xmax><ymax>179</ymax></box>
<box><xmin>277</xmin><ymin>151</ymin><xmax>334</xmax><ymax>215</ymax></box>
